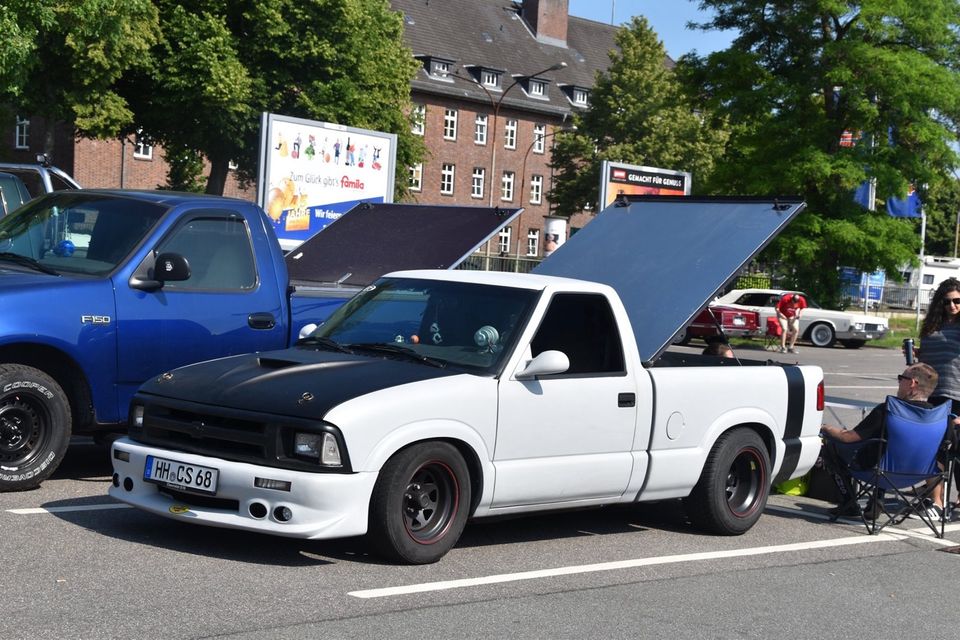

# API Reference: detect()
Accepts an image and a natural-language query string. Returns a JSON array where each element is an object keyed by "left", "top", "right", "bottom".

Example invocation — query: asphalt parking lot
[{"left": 5, "top": 339, "right": 960, "bottom": 639}]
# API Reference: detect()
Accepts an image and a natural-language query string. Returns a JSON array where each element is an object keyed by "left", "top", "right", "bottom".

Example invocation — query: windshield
[
  {"left": 312, "top": 277, "right": 539, "bottom": 374},
  {"left": 0, "top": 192, "right": 167, "bottom": 276}
]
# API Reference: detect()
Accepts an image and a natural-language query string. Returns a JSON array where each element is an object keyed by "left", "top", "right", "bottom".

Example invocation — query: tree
[
  {"left": 549, "top": 16, "right": 730, "bottom": 216},
  {"left": 122, "top": 0, "right": 424, "bottom": 195},
  {"left": 679, "top": 0, "right": 960, "bottom": 303},
  {"left": 0, "top": 0, "right": 160, "bottom": 154}
]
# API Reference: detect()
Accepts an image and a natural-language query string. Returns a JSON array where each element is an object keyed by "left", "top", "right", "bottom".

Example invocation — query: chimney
[{"left": 523, "top": 0, "right": 568, "bottom": 47}]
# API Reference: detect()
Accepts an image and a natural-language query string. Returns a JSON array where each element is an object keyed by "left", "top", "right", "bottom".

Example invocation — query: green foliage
[
  {"left": 550, "top": 16, "right": 731, "bottom": 215},
  {"left": 159, "top": 145, "right": 206, "bottom": 192},
  {"left": 0, "top": 0, "right": 160, "bottom": 142},
  {"left": 122, "top": 0, "right": 424, "bottom": 195},
  {"left": 682, "top": 0, "right": 960, "bottom": 304}
]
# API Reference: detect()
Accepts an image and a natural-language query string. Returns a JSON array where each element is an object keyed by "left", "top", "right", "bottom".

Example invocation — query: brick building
[{"left": 2, "top": 0, "right": 635, "bottom": 256}]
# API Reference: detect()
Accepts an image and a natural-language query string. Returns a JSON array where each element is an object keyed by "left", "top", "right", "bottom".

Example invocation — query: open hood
[
  {"left": 533, "top": 196, "right": 805, "bottom": 364},
  {"left": 285, "top": 203, "right": 522, "bottom": 287}
]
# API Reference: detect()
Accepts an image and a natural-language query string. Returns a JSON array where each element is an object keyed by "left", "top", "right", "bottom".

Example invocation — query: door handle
[
  {"left": 618, "top": 393, "right": 635, "bottom": 408},
  {"left": 248, "top": 312, "right": 276, "bottom": 330}
]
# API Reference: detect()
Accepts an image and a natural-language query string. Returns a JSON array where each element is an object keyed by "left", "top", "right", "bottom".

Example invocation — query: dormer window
[
  {"left": 529, "top": 80, "right": 546, "bottom": 97},
  {"left": 421, "top": 56, "right": 456, "bottom": 82},
  {"left": 573, "top": 88, "right": 589, "bottom": 106},
  {"left": 481, "top": 70, "right": 501, "bottom": 89},
  {"left": 432, "top": 59, "right": 451, "bottom": 78}
]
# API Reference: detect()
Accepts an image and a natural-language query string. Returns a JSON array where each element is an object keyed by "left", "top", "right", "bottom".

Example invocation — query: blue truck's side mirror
[{"left": 130, "top": 251, "right": 191, "bottom": 291}]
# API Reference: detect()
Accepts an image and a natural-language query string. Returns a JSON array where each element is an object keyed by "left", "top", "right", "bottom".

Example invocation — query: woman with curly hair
[{"left": 918, "top": 277, "right": 960, "bottom": 517}]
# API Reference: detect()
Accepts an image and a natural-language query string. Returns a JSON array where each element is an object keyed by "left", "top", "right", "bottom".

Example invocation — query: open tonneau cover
[
  {"left": 285, "top": 202, "right": 522, "bottom": 287},
  {"left": 533, "top": 195, "right": 806, "bottom": 364}
]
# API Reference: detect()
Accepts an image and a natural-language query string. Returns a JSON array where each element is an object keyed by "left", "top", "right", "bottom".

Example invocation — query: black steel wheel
[
  {"left": 684, "top": 428, "right": 770, "bottom": 535},
  {"left": 0, "top": 364, "right": 71, "bottom": 491},
  {"left": 368, "top": 441, "right": 471, "bottom": 564}
]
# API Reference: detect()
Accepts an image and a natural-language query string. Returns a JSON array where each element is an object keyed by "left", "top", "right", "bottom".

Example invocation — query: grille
[
  {"left": 138, "top": 404, "right": 270, "bottom": 462},
  {"left": 864, "top": 323, "right": 883, "bottom": 331},
  {"left": 130, "top": 397, "right": 351, "bottom": 473}
]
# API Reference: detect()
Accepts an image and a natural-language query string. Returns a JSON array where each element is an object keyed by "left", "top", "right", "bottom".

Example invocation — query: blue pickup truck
[{"left": 0, "top": 190, "right": 518, "bottom": 491}]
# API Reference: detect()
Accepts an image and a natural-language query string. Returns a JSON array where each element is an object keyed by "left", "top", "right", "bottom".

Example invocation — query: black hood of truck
[{"left": 138, "top": 347, "right": 460, "bottom": 419}]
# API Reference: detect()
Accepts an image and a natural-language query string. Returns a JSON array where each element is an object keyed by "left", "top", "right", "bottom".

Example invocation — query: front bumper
[
  {"left": 836, "top": 327, "right": 889, "bottom": 341},
  {"left": 109, "top": 437, "right": 377, "bottom": 540}
]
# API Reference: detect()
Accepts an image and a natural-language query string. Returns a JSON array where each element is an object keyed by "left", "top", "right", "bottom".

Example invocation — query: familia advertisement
[
  {"left": 257, "top": 113, "right": 397, "bottom": 250},
  {"left": 598, "top": 160, "right": 692, "bottom": 208}
]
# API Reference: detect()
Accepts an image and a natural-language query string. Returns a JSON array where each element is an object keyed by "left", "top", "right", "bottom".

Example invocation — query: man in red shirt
[{"left": 776, "top": 292, "right": 807, "bottom": 353}]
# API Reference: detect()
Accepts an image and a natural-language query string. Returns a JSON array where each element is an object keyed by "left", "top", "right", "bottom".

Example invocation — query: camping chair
[
  {"left": 832, "top": 396, "right": 953, "bottom": 538},
  {"left": 763, "top": 316, "right": 782, "bottom": 351}
]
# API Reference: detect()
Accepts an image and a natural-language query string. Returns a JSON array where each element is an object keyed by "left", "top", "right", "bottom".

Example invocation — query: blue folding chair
[{"left": 836, "top": 396, "right": 952, "bottom": 538}]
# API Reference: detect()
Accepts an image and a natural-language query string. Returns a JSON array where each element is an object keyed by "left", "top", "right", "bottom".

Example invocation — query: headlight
[
  {"left": 852, "top": 322, "right": 864, "bottom": 331},
  {"left": 294, "top": 432, "right": 342, "bottom": 466},
  {"left": 131, "top": 404, "right": 145, "bottom": 428}
]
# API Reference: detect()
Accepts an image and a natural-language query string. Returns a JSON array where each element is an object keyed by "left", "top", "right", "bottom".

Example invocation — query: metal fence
[{"left": 456, "top": 254, "right": 542, "bottom": 273}]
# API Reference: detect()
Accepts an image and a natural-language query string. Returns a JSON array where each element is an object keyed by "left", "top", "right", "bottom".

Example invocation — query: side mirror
[
  {"left": 154, "top": 252, "right": 191, "bottom": 282},
  {"left": 129, "top": 251, "right": 192, "bottom": 291},
  {"left": 516, "top": 350, "right": 569, "bottom": 380}
]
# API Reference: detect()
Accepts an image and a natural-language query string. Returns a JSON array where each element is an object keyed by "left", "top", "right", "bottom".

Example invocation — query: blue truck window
[{"left": 157, "top": 217, "right": 257, "bottom": 290}]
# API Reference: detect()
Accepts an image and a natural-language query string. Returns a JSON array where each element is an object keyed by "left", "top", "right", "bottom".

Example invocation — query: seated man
[{"left": 820, "top": 362, "right": 944, "bottom": 518}]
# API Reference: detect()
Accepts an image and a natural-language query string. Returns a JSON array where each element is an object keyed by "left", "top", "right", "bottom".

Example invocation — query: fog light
[
  {"left": 112, "top": 473, "right": 120, "bottom": 487},
  {"left": 255, "top": 477, "right": 291, "bottom": 492},
  {"left": 113, "top": 449, "right": 130, "bottom": 462},
  {"left": 274, "top": 506, "right": 293, "bottom": 522},
  {"left": 123, "top": 477, "right": 134, "bottom": 491},
  {"left": 249, "top": 502, "right": 268, "bottom": 519}
]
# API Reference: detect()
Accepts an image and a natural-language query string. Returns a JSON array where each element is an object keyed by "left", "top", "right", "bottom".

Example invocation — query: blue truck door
[{"left": 113, "top": 212, "right": 287, "bottom": 414}]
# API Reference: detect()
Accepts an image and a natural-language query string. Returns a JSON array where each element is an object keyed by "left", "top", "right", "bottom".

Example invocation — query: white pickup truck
[{"left": 110, "top": 197, "right": 825, "bottom": 564}]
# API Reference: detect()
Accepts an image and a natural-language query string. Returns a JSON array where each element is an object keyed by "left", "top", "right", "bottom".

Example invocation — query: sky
[{"left": 567, "top": 0, "right": 737, "bottom": 59}]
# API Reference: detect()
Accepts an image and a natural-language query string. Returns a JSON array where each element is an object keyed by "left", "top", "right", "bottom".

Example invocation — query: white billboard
[{"left": 257, "top": 113, "right": 397, "bottom": 250}]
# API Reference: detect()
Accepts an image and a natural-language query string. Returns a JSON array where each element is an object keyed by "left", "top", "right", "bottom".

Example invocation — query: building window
[
  {"left": 498, "top": 226, "right": 512, "bottom": 254},
  {"left": 533, "top": 124, "right": 546, "bottom": 154},
  {"left": 409, "top": 163, "right": 423, "bottom": 192},
  {"left": 431, "top": 59, "right": 451, "bottom": 79},
  {"left": 471, "top": 167, "right": 485, "bottom": 199},
  {"left": 501, "top": 171, "right": 515, "bottom": 202},
  {"left": 481, "top": 70, "right": 501, "bottom": 89},
  {"left": 474, "top": 114, "right": 488, "bottom": 145},
  {"left": 573, "top": 88, "right": 589, "bottom": 105},
  {"left": 530, "top": 175, "right": 543, "bottom": 205},
  {"left": 412, "top": 104, "right": 425, "bottom": 135},
  {"left": 443, "top": 108, "right": 458, "bottom": 141},
  {"left": 14, "top": 116, "right": 29, "bottom": 149},
  {"left": 133, "top": 131, "right": 153, "bottom": 160},
  {"left": 504, "top": 119, "right": 517, "bottom": 149},
  {"left": 529, "top": 80, "right": 546, "bottom": 97},
  {"left": 527, "top": 229, "right": 540, "bottom": 256},
  {"left": 441, "top": 163, "right": 455, "bottom": 195}
]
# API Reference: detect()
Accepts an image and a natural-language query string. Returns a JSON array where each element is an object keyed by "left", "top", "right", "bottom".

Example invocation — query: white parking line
[
  {"left": 347, "top": 534, "right": 902, "bottom": 599},
  {"left": 7, "top": 504, "right": 131, "bottom": 515}
]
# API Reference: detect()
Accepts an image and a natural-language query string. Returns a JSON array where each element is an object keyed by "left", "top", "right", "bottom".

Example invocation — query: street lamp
[
  {"left": 453, "top": 61, "right": 567, "bottom": 207},
  {"left": 515, "top": 125, "right": 576, "bottom": 264}
]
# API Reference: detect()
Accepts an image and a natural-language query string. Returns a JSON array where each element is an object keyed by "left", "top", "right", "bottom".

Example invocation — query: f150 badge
[{"left": 81, "top": 315, "right": 111, "bottom": 325}]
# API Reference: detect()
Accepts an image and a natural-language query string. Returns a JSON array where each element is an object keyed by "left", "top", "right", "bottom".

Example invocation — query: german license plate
[{"left": 144, "top": 455, "right": 219, "bottom": 495}]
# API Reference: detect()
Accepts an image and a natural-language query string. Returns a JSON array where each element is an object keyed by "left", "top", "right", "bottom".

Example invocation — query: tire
[
  {"left": 684, "top": 429, "right": 770, "bottom": 535},
  {"left": 674, "top": 329, "right": 692, "bottom": 346},
  {"left": 807, "top": 322, "right": 836, "bottom": 348},
  {"left": 840, "top": 339, "right": 865, "bottom": 349},
  {"left": 0, "top": 364, "right": 71, "bottom": 491},
  {"left": 367, "top": 441, "right": 471, "bottom": 564}
]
